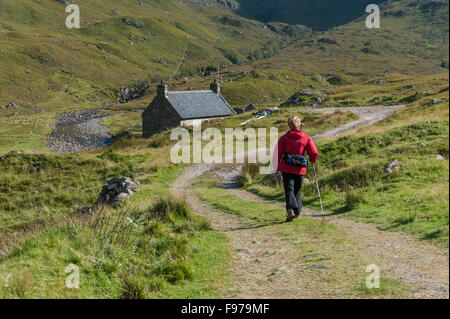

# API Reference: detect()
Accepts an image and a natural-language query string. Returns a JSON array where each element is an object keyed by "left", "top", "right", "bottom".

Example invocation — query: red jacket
[{"left": 276, "top": 130, "right": 319, "bottom": 175}]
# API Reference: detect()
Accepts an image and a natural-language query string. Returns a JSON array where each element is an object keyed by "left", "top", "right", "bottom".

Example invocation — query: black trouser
[{"left": 282, "top": 173, "right": 305, "bottom": 216}]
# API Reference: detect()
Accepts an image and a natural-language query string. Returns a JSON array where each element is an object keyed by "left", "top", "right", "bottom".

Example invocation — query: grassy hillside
[
  {"left": 254, "top": 0, "right": 449, "bottom": 75},
  {"left": 0, "top": 0, "right": 308, "bottom": 112}
]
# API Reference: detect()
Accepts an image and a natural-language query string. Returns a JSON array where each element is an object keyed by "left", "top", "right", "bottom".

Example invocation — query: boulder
[
  {"left": 245, "top": 104, "right": 257, "bottom": 112},
  {"left": 435, "top": 155, "right": 445, "bottom": 160},
  {"left": 287, "top": 94, "right": 300, "bottom": 104},
  {"left": 315, "top": 97, "right": 324, "bottom": 104},
  {"left": 116, "top": 193, "right": 129, "bottom": 202},
  {"left": 77, "top": 206, "right": 92, "bottom": 215},
  {"left": 415, "top": 142, "right": 426, "bottom": 147},
  {"left": 429, "top": 99, "right": 441, "bottom": 105},
  {"left": 233, "top": 108, "right": 244, "bottom": 114},
  {"left": 253, "top": 109, "right": 272, "bottom": 118},
  {"left": 300, "top": 91, "right": 313, "bottom": 97},
  {"left": 385, "top": 160, "right": 401, "bottom": 173},
  {"left": 317, "top": 38, "right": 339, "bottom": 45},
  {"left": 122, "top": 18, "right": 142, "bottom": 28},
  {"left": 305, "top": 264, "right": 333, "bottom": 270},
  {"left": 5, "top": 103, "right": 18, "bottom": 108}
]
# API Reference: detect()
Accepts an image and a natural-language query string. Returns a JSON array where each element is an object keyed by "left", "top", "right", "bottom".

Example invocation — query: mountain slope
[
  {"left": 253, "top": 0, "right": 449, "bottom": 75},
  {"left": 0, "top": 0, "right": 308, "bottom": 111},
  {"left": 237, "top": 0, "right": 387, "bottom": 31}
]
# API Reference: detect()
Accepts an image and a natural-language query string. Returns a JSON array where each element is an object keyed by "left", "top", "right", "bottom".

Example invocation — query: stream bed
[{"left": 47, "top": 108, "right": 115, "bottom": 153}]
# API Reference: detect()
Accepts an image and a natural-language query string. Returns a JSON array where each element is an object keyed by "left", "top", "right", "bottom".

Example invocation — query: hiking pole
[{"left": 312, "top": 163, "right": 325, "bottom": 219}]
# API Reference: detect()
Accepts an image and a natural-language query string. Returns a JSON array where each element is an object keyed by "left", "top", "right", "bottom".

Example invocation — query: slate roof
[{"left": 167, "top": 91, "right": 235, "bottom": 120}]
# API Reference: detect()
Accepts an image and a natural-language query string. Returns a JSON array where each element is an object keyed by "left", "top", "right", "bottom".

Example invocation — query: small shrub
[
  {"left": 241, "top": 163, "right": 261, "bottom": 186},
  {"left": 148, "top": 196, "right": 191, "bottom": 221},
  {"left": 398, "top": 92, "right": 423, "bottom": 104},
  {"left": 120, "top": 275, "right": 147, "bottom": 299},
  {"left": 153, "top": 236, "right": 189, "bottom": 258},
  {"left": 152, "top": 259, "right": 193, "bottom": 284},
  {"left": 143, "top": 220, "right": 163, "bottom": 236},
  {"left": 148, "top": 134, "right": 170, "bottom": 148},
  {"left": 4, "top": 272, "right": 32, "bottom": 298},
  {"left": 260, "top": 173, "right": 283, "bottom": 188},
  {"left": 394, "top": 212, "right": 417, "bottom": 225}
]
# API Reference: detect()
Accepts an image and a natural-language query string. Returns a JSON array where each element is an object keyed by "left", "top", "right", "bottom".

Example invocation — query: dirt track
[
  {"left": 170, "top": 105, "right": 449, "bottom": 299},
  {"left": 301, "top": 105, "right": 403, "bottom": 140}
]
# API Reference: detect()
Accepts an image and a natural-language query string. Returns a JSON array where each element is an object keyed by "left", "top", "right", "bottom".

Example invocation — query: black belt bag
[{"left": 284, "top": 153, "right": 308, "bottom": 167}]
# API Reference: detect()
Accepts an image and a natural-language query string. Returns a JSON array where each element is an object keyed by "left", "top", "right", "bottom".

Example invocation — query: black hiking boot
[{"left": 285, "top": 209, "right": 295, "bottom": 222}]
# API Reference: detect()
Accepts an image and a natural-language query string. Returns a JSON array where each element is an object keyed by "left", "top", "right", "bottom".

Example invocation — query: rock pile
[
  {"left": 1, "top": 102, "right": 18, "bottom": 109},
  {"left": 96, "top": 177, "right": 140, "bottom": 206},
  {"left": 286, "top": 90, "right": 326, "bottom": 107},
  {"left": 122, "top": 18, "right": 142, "bottom": 28},
  {"left": 233, "top": 104, "right": 257, "bottom": 115}
]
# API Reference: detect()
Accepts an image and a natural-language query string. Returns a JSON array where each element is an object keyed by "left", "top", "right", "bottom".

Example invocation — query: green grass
[
  {"left": 0, "top": 111, "right": 55, "bottom": 153},
  {"left": 0, "top": 196, "right": 229, "bottom": 298},
  {"left": 0, "top": 125, "right": 231, "bottom": 298}
]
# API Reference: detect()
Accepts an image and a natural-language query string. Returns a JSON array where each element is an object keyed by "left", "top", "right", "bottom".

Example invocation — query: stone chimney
[
  {"left": 157, "top": 80, "right": 168, "bottom": 97},
  {"left": 210, "top": 79, "right": 221, "bottom": 95}
]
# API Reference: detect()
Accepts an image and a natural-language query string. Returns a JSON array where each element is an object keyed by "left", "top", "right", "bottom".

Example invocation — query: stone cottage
[{"left": 142, "top": 80, "right": 235, "bottom": 137}]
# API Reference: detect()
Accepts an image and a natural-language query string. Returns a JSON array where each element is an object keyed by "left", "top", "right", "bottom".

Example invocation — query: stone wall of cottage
[{"left": 142, "top": 96, "right": 182, "bottom": 138}]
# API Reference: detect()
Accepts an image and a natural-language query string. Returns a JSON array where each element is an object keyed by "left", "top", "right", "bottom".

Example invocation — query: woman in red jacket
[{"left": 277, "top": 115, "right": 319, "bottom": 222}]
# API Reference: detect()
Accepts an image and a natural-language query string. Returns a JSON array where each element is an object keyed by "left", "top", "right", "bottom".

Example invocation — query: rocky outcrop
[
  {"left": 96, "top": 177, "right": 140, "bottom": 206},
  {"left": 117, "top": 86, "right": 142, "bottom": 103}
]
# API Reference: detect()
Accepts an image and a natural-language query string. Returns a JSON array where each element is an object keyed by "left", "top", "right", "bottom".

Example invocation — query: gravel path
[
  {"left": 47, "top": 108, "right": 114, "bottom": 153},
  {"left": 300, "top": 105, "right": 404, "bottom": 141},
  {"left": 226, "top": 183, "right": 449, "bottom": 299},
  {"left": 171, "top": 164, "right": 373, "bottom": 298},
  {"left": 170, "top": 105, "right": 449, "bottom": 299}
]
